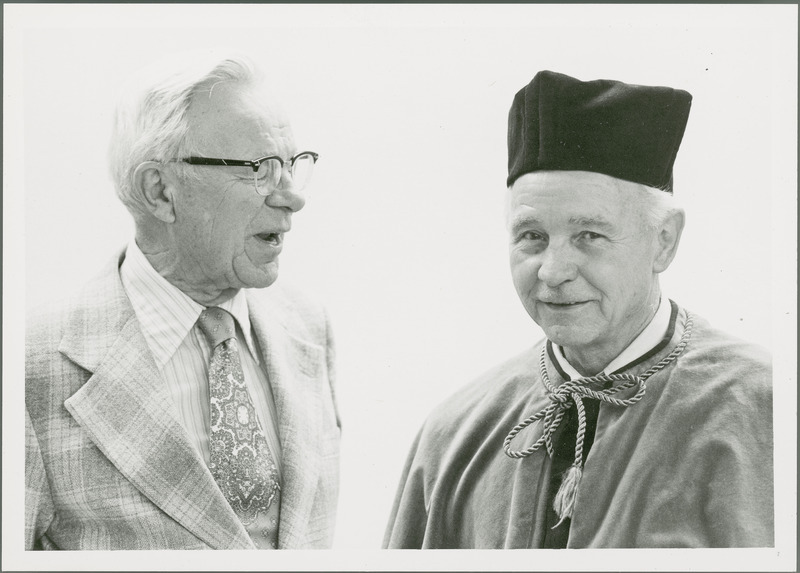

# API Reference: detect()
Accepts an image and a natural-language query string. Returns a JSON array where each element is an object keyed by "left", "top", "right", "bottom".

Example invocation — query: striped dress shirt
[{"left": 120, "top": 241, "right": 282, "bottom": 478}]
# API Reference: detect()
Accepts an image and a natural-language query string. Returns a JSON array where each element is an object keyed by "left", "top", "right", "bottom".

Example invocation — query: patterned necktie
[{"left": 197, "top": 307, "right": 280, "bottom": 549}]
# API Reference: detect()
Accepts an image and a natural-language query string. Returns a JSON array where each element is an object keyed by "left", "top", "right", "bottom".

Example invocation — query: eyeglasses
[{"left": 175, "top": 151, "right": 319, "bottom": 196}]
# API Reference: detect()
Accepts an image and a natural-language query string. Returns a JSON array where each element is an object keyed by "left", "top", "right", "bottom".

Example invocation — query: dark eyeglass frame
[{"left": 174, "top": 151, "right": 319, "bottom": 196}]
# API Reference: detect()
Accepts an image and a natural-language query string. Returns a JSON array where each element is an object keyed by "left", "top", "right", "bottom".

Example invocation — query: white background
[{"left": 4, "top": 4, "right": 797, "bottom": 571}]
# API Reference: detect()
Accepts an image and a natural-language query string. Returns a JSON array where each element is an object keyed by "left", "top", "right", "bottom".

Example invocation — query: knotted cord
[{"left": 502, "top": 312, "right": 694, "bottom": 523}]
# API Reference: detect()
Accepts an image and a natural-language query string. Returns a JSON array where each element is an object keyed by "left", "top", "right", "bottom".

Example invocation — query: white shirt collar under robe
[{"left": 552, "top": 296, "right": 671, "bottom": 380}]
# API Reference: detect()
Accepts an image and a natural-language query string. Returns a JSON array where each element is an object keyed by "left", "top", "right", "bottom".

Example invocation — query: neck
[
  {"left": 135, "top": 228, "right": 237, "bottom": 307},
  {"left": 564, "top": 346, "right": 636, "bottom": 378},
  {"left": 563, "top": 290, "right": 661, "bottom": 376}
]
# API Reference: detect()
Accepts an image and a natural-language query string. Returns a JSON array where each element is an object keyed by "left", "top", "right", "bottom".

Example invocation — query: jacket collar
[{"left": 60, "top": 249, "right": 253, "bottom": 549}]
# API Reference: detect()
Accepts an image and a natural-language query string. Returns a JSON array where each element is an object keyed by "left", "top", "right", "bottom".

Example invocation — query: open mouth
[{"left": 255, "top": 232, "right": 282, "bottom": 246}]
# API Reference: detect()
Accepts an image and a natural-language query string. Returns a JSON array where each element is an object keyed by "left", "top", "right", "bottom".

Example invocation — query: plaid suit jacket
[{"left": 25, "top": 249, "right": 341, "bottom": 550}]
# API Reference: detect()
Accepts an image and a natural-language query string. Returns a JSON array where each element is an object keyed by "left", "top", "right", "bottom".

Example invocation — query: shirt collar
[
  {"left": 120, "top": 240, "right": 260, "bottom": 369},
  {"left": 217, "top": 287, "right": 260, "bottom": 364},
  {"left": 552, "top": 296, "right": 671, "bottom": 380}
]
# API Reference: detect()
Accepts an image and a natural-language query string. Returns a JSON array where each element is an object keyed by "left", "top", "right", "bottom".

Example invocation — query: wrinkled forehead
[{"left": 506, "top": 170, "right": 645, "bottom": 224}]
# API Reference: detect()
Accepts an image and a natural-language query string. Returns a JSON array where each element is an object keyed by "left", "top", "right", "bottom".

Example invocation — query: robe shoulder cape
[{"left": 383, "top": 305, "right": 773, "bottom": 548}]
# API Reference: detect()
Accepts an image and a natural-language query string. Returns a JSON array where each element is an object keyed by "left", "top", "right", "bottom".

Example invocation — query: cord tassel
[
  {"left": 552, "top": 464, "right": 582, "bottom": 527},
  {"left": 502, "top": 314, "right": 695, "bottom": 529},
  {"left": 504, "top": 314, "right": 694, "bottom": 462}
]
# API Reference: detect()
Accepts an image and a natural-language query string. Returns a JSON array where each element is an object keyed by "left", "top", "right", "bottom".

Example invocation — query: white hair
[
  {"left": 635, "top": 183, "right": 682, "bottom": 231},
  {"left": 107, "top": 50, "right": 264, "bottom": 218}
]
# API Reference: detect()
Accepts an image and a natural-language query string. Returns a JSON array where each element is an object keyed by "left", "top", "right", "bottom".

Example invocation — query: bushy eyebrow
[
  {"left": 509, "top": 214, "right": 615, "bottom": 233},
  {"left": 508, "top": 215, "right": 542, "bottom": 234},
  {"left": 568, "top": 216, "right": 615, "bottom": 231}
]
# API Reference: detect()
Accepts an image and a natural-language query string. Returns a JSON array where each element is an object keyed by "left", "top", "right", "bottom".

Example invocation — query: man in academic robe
[
  {"left": 26, "top": 51, "right": 341, "bottom": 550},
  {"left": 383, "top": 70, "right": 773, "bottom": 548}
]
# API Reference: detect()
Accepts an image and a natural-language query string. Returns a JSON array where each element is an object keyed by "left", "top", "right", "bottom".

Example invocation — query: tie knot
[{"left": 198, "top": 307, "right": 236, "bottom": 348}]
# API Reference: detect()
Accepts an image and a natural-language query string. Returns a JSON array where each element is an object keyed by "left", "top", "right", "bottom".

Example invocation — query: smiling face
[
  {"left": 507, "top": 170, "right": 666, "bottom": 374},
  {"left": 156, "top": 81, "right": 305, "bottom": 304}
]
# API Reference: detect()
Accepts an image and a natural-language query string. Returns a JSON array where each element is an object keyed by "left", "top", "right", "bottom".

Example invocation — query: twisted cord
[
  {"left": 502, "top": 370, "right": 644, "bottom": 459},
  {"left": 503, "top": 312, "right": 694, "bottom": 460},
  {"left": 572, "top": 394, "right": 587, "bottom": 467},
  {"left": 503, "top": 311, "right": 695, "bottom": 524},
  {"left": 640, "top": 313, "right": 693, "bottom": 379}
]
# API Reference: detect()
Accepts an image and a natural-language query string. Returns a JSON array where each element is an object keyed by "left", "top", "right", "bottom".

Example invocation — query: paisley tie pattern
[{"left": 198, "top": 307, "right": 280, "bottom": 549}]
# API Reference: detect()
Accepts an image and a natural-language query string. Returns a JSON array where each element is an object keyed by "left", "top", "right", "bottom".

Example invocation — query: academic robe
[
  {"left": 26, "top": 248, "right": 341, "bottom": 550},
  {"left": 383, "top": 303, "right": 773, "bottom": 548}
]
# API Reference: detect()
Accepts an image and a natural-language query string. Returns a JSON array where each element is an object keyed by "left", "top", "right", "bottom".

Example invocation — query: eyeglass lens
[{"left": 256, "top": 153, "right": 316, "bottom": 193}]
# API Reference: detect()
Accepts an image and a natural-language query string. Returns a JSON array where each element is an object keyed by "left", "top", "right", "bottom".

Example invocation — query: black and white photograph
[{"left": 4, "top": 3, "right": 796, "bottom": 571}]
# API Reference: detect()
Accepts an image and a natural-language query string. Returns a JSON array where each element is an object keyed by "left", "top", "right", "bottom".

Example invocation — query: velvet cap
[{"left": 507, "top": 70, "right": 692, "bottom": 192}]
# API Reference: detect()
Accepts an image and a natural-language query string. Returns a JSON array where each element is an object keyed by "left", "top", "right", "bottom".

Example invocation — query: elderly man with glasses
[{"left": 25, "top": 51, "right": 340, "bottom": 550}]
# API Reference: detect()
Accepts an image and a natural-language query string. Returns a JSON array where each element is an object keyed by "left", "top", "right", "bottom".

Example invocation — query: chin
[
  {"left": 540, "top": 324, "right": 589, "bottom": 348},
  {"left": 252, "top": 270, "right": 280, "bottom": 289},
  {"left": 238, "top": 262, "right": 280, "bottom": 290},
  {"left": 247, "top": 275, "right": 279, "bottom": 290}
]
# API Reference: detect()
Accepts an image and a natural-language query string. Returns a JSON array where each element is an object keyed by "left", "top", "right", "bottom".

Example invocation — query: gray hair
[
  {"left": 107, "top": 50, "right": 263, "bottom": 218},
  {"left": 635, "top": 184, "right": 682, "bottom": 231}
]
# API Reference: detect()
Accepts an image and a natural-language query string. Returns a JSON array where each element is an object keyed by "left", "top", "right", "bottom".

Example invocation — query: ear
[
  {"left": 133, "top": 161, "right": 177, "bottom": 223},
  {"left": 653, "top": 208, "right": 685, "bottom": 273}
]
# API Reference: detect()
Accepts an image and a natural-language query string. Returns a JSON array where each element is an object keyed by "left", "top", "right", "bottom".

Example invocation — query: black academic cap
[{"left": 507, "top": 70, "right": 692, "bottom": 192}]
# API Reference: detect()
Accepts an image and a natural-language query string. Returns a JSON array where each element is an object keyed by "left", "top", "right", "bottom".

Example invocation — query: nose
[
  {"left": 265, "top": 169, "right": 305, "bottom": 212},
  {"left": 537, "top": 243, "right": 578, "bottom": 287}
]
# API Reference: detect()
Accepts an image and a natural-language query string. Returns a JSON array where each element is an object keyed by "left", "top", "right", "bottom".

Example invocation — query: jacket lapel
[
  {"left": 248, "top": 289, "right": 323, "bottom": 549},
  {"left": 60, "top": 252, "right": 253, "bottom": 550}
]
